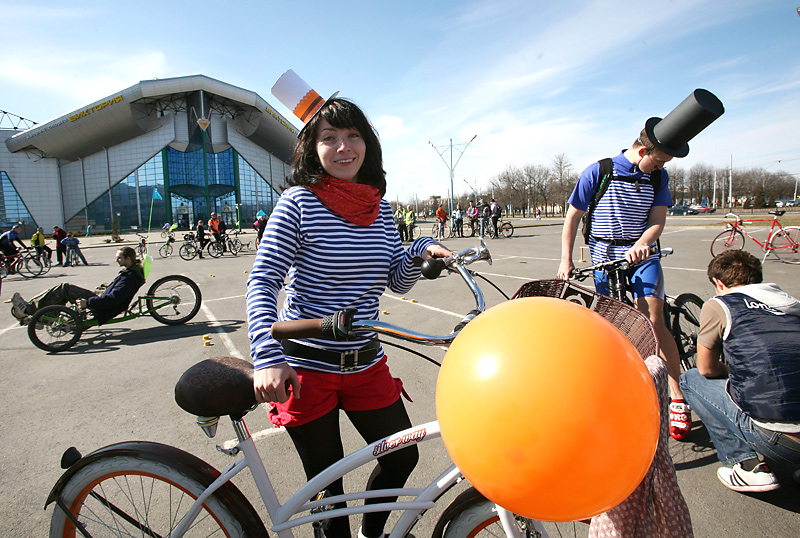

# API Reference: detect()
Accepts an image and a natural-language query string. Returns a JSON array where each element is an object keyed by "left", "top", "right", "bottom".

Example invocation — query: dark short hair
[
  {"left": 289, "top": 98, "right": 386, "bottom": 196},
  {"left": 707, "top": 250, "right": 763, "bottom": 287},
  {"left": 117, "top": 246, "right": 140, "bottom": 265}
]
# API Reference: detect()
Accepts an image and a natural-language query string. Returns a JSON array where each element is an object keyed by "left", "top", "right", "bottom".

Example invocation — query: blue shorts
[{"left": 593, "top": 256, "right": 665, "bottom": 300}]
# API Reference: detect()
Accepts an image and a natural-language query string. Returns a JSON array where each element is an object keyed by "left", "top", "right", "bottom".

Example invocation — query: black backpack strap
[{"left": 581, "top": 158, "right": 614, "bottom": 244}]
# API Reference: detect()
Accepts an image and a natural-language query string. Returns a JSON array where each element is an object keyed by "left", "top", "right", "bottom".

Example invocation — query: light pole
[{"left": 429, "top": 135, "right": 477, "bottom": 216}]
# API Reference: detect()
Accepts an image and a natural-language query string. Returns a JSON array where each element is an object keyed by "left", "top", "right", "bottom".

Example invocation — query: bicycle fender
[
  {"left": 431, "top": 486, "right": 489, "bottom": 538},
  {"left": 44, "top": 441, "right": 269, "bottom": 538}
]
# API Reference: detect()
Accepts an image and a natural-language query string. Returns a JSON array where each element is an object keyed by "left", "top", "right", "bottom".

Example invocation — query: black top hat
[{"left": 644, "top": 89, "right": 724, "bottom": 158}]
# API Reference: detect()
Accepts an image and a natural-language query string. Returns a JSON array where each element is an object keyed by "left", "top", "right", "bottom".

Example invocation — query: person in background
[
  {"left": 0, "top": 224, "right": 28, "bottom": 258},
  {"left": 435, "top": 203, "right": 448, "bottom": 240},
  {"left": 403, "top": 206, "right": 415, "bottom": 241},
  {"left": 195, "top": 219, "right": 207, "bottom": 259},
  {"left": 61, "top": 232, "right": 88, "bottom": 266},
  {"left": 11, "top": 247, "right": 145, "bottom": 326},
  {"left": 31, "top": 227, "right": 52, "bottom": 261},
  {"left": 394, "top": 204, "right": 408, "bottom": 242},
  {"left": 52, "top": 225, "right": 67, "bottom": 265},
  {"left": 452, "top": 204, "right": 464, "bottom": 238},
  {"left": 466, "top": 200, "right": 478, "bottom": 236},
  {"left": 256, "top": 214, "right": 268, "bottom": 244},
  {"left": 680, "top": 250, "right": 800, "bottom": 492},
  {"left": 249, "top": 70, "right": 451, "bottom": 538},
  {"left": 489, "top": 199, "right": 501, "bottom": 238}
]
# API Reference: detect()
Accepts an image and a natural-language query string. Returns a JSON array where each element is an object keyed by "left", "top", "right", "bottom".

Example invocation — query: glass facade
[
  {"left": 0, "top": 171, "right": 38, "bottom": 237},
  {"left": 78, "top": 140, "right": 282, "bottom": 234}
]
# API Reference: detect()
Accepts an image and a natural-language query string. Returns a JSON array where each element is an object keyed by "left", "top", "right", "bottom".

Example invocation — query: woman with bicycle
[{"left": 248, "top": 72, "right": 450, "bottom": 538}]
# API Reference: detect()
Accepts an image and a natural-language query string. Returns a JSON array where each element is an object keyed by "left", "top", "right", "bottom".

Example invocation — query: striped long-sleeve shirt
[{"left": 246, "top": 186, "right": 436, "bottom": 372}]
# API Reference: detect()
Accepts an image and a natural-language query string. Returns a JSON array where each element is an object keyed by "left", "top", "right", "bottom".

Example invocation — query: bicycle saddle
[{"left": 175, "top": 357, "right": 257, "bottom": 418}]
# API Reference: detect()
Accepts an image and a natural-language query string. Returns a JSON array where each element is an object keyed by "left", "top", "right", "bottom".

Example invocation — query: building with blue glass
[{"left": 0, "top": 75, "right": 298, "bottom": 236}]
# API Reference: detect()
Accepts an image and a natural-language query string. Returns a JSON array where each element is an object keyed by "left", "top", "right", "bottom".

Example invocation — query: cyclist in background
[
  {"left": 403, "top": 206, "right": 415, "bottom": 242},
  {"left": 680, "top": 250, "right": 800, "bottom": 492},
  {"left": 61, "top": 232, "right": 89, "bottom": 266},
  {"left": 31, "top": 227, "right": 52, "bottom": 262},
  {"left": 394, "top": 203, "right": 408, "bottom": 242},
  {"left": 466, "top": 201, "right": 478, "bottom": 234},
  {"left": 208, "top": 212, "right": 222, "bottom": 247},
  {"left": 435, "top": 203, "right": 447, "bottom": 240},
  {"left": 248, "top": 79, "right": 450, "bottom": 538},
  {"left": 0, "top": 224, "right": 28, "bottom": 258},
  {"left": 557, "top": 91, "right": 724, "bottom": 440}
]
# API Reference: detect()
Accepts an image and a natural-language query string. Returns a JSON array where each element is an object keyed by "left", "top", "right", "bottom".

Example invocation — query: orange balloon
[{"left": 436, "top": 297, "right": 659, "bottom": 522}]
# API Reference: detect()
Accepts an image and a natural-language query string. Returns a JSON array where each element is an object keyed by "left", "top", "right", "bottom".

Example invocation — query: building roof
[{"left": 5, "top": 74, "right": 299, "bottom": 162}]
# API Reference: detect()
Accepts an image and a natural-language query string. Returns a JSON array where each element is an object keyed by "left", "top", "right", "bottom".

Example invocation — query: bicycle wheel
[
  {"left": 441, "top": 495, "right": 586, "bottom": 538},
  {"left": 146, "top": 275, "right": 202, "bottom": 325},
  {"left": 137, "top": 243, "right": 147, "bottom": 259},
  {"left": 159, "top": 243, "right": 174, "bottom": 258},
  {"left": 20, "top": 254, "right": 45, "bottom": 278},
  {"left": 769, "top": 226, "right": 800, "bottom": 264},
  {"left": 28, "top": 305, "right": 84, "bottom": 352},
  {"left": 671, "top": 293, "right": 704, "bottom": 372},
  {"left": 49, "top": 452, "right": 247, "bottom": 538},
  {"left": 230, "top": 238, "right": 243, "bottom": 254},
  {"left": 410, "top": 225, "right": 421, "bottom": 239},
  {"left": 225, "top": 239, "right": 240, "bottom": 256},
  {"left": 207, "top": 241, "right": 224, "bottom": 258},
  {"left": 710, "top": 229, "right": 744, "bottom": 257},
  {"left": 499, "top": 222, "right": 514, "bottom": 238},
  {"left": 179, "top": 243, "right": 198, "bottom": 260},
  {"left": 465, "top": 221, "right": 475, "bottom": 237}
]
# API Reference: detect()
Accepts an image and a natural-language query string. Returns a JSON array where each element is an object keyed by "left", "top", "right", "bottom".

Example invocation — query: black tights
[{"left": 285, "top": 399, "right": 419, "bottom": 538}]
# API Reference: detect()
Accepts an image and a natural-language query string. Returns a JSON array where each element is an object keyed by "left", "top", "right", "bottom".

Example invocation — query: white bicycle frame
[{"left": 170, "top": 417, "right": 532, "bottom": 538}]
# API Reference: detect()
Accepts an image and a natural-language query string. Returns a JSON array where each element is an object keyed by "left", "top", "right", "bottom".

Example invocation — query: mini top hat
[
  {"left": 271, "top": 69, "right": 338, "bottom": 131},
  {"left": 644, "top": 89, "right": 724, "bottom": 158}
]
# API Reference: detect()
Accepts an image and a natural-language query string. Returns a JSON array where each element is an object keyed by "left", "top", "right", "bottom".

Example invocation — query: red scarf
[{"left": 309, "top": 175, "right": 381, "bottom": 226}]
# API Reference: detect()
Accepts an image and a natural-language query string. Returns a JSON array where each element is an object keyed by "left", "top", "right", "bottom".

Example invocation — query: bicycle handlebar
[
  {"left": 271, "top": 241, "right": 493, "bottom": 346},
  {"left": 570, "top": 246, "right": 673, "bottom": 281}
]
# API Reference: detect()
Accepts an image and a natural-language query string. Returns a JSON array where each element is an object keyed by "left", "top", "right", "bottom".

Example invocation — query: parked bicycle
[
  {"left": 135, "top": 233, "right": 148, "bottom": 259},
  {"left": 178, "top": 233, "right": 200, "bottom": 261},
  {"left": 159, "top": 231, "right": 177, "bottom": 258},
  {"left": 570, "top": 247, "right": 704, "bottom": 372},
  {"left": 45, "top": 242, "right": 589, "bottom": 538},
  {"left": 710, "top": 210, "right": 799, "bottom": 264},
  {"left": 406, "top": 222, "right": 422, "bottom": 240},
  {"left": 223, "top": 230, "right": 243, "bottom": 255}
]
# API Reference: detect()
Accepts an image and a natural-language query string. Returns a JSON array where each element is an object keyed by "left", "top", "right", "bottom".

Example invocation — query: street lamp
[{"left": 429, "top": 135, "right": 477, "bottom": 217}]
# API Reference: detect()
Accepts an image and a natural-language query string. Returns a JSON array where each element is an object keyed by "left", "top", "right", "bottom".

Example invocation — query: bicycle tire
[
  {"left": 146, "top": 275, "right": 202, "bottom": 325},
  {"left": 671, "top": 293, "right": 704, "bottom": 372},
  {"left": 499, "top": 222, "right": 513, "bottom": 238},
  {"left": 179, "top": 243, "right": 198, "bottom": 260},
  {"left": 710, "top": 229, "right": 744, "bottom": 257},
  {"left": 230, "top": 238, "right": 243, "bottom": 254},
  {"left": 20, "top": 253, "right": 44, "bottom": 278},
  {"left": 207, "top": 241, "right": 224, "bottom": 258},
  {"left": 410, "top": 225, "right": 421, "bottom": 239},
  {"left": 28, "top": 305, "right": 84, "bottom": 353},
  {"left": 49, "top": 451, "right": 249, "bottom": 538},
  {"left": 225, "top": 239, "right": 240, "bottom": 256},
  {"left": 441, "top": 493, "right": 585, "bottom": 538},
  {"left": 769, "top": 226, "right": 800, "bottom": 264},
  {"left": 465, "top": 221, "right": 475, "bottom": 237},
  {"left": 159, "top": 243, "right": 173, "bottom": 258}
]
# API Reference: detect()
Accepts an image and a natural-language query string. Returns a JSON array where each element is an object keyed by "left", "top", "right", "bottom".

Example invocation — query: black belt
[
  {"left": 755, "top": 425, "right": 800, "bottom": 450},
  {"left": 590, "top": 236, "right": 637, "bottom": 246},
  {"left": 281, "top": 339, "right": 380, "bottom": 372}
]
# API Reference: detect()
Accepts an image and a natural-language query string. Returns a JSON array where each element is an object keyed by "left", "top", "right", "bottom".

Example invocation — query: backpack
[{"left": 580, "top": 158, "right": 661, "bottom": 244}]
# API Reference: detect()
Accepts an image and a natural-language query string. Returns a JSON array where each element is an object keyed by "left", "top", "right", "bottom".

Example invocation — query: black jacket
[{"left": 86, "top": 264, "right": 146, "bottom": 325}]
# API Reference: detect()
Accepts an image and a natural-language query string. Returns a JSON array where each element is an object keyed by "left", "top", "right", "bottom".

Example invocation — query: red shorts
[{"left": 268, "top": 357, "right": 403, "bottom": 427}]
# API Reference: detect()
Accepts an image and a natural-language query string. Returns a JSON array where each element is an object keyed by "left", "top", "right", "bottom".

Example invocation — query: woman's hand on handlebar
[
  {"left": 254, "top": 363, "right": 300, "bottom": 404},
  {"left": 422, "top": 242, "right": 452, "bottom": 260}
]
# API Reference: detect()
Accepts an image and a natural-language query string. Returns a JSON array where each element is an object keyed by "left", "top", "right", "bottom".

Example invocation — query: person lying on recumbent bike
[{"left": 11, "top": 247, "right": 145, "bottom": 326}]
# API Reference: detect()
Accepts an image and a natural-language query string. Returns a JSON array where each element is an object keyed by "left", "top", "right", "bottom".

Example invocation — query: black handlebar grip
[{"left": 421, "top": 258, "right": 446, "bottom": 280}]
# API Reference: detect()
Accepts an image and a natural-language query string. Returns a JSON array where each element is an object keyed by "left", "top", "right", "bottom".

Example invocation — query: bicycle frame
[
  {"left": 723, "top": 212, "right": 796, "bottom": 254},
  {"left": 152, "top": 243, "right": 526, "bottom": 538}
]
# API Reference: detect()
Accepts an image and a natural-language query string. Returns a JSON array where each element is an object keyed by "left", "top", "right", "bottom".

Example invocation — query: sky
[{"left": 2, "top": 0, "right": 799, "bottom": 203}]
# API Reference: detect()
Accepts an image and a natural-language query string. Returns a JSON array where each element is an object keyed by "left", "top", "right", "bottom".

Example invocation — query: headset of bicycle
[{"left": 248, "top": 77, "right": 452, "bottom": 538}]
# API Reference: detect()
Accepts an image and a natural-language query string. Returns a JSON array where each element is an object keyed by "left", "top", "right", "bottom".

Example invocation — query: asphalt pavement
[{"left": 1, "top": 218, "right": 798, "bottom": 537}]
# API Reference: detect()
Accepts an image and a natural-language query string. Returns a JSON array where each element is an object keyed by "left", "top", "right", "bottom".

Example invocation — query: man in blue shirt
[
  {"left": 557, "top": 89, "right": 724, "bottom": 441},
  {"left": 0, "top": 224, "right": 28, "bottom": 257}
]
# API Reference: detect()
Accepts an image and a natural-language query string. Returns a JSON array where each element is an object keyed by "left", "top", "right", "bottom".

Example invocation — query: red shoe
[{"left": 670, "top": 399, "right": 692, "bottom": 441}]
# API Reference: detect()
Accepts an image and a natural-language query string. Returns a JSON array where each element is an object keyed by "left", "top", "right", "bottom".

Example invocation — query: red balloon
[{"left": 436, "top": 297, "right": 659, "bottom": 522}]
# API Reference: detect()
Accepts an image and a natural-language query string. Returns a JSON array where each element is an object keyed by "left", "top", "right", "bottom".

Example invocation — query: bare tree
[{"left": 551, "top": 153, "right": 576, "bottom": 216}]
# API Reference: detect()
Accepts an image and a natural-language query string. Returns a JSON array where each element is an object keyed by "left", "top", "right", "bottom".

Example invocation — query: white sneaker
[
  {"left": 717, "top": 462, "right": 780, "bottom": 493},
  {"left": 10, "top": 292, "right": 34, "bottom": 319}
]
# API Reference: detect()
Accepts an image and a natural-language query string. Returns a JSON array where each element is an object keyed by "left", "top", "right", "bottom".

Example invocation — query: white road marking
[
  {"left": 200, "top": 302, "right": 244, "bottom": 358},
  {"left": 224, "top": 423, "right": 285, "bottom": 448}
]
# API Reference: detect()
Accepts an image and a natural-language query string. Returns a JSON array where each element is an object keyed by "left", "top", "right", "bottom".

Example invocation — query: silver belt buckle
[{"left": 340, "top": 349, "right": 359, "bottom": 372}]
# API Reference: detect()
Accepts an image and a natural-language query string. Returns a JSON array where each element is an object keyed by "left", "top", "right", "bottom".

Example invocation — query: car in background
[
  {"left": 690, "top": 204, "right": 716, "bottom": 214},
  {"left": 669, "top": 204, "right": 699, "bottom": 215},
  {"left": 776, "top": 200, "right": 799, "bottom": 208}
]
